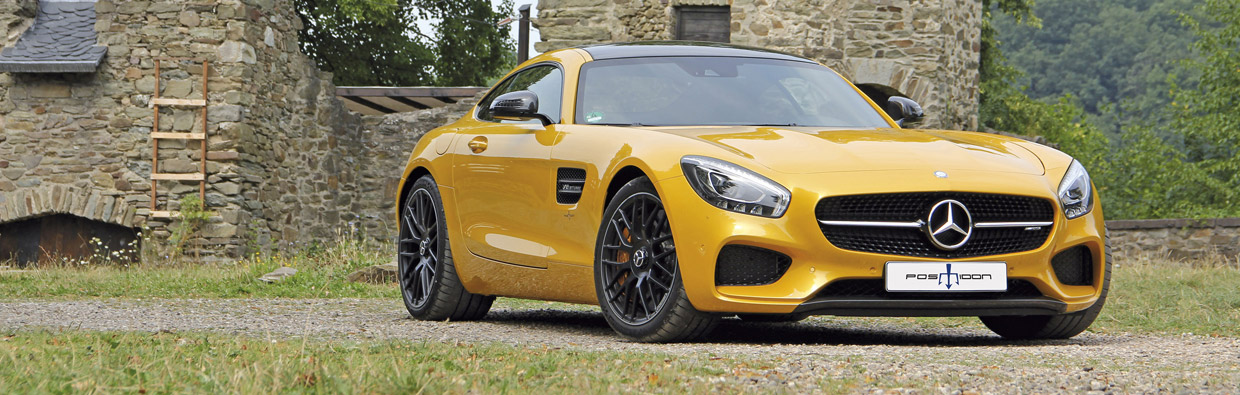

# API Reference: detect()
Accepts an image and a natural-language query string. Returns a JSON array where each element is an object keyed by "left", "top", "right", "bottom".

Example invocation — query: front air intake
[
  {"left": 1051, "top": 246, "right": 1093, "bottom": 286},
  {"left": 715, "top": 245, "right": 791, "bottom": 286}
]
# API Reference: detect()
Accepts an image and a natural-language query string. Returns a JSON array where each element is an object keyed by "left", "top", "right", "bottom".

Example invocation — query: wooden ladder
[{"left": 149, "top": 58, "right": 210, "bottom": 219}]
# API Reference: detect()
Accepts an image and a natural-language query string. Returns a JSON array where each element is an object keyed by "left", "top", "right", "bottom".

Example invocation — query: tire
[
  {"left": 398, "top": 175, "right": 494, "bottom": 321},
  {"left": 980, "top": 228, "right": 1113, "bottom": 340},
  {"left": 595, "top": 177, "right": 719, "bottom": 342},
  {"left": 736, "top": 313, "right": 810, "bottom": 323}
]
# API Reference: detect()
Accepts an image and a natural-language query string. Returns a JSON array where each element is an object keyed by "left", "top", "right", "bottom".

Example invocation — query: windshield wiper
[{"left": 750, "top": 123, "right": 801, "bottom": 127}]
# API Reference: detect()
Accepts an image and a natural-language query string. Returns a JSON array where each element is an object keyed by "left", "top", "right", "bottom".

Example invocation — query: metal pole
[{"left": 518, "top": 4, "right": 530, "bottom": 63}]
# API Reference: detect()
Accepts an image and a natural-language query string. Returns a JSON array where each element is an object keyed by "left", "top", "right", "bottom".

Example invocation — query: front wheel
[
  {"left": 981, "top": 232, "right": 1113, "bottom": 340},
  {"left": 398, "top": 175, "right": 493, "bottom": 321},
  {"left": 595, "top": 177, "right": 719, "bottom": 342}
]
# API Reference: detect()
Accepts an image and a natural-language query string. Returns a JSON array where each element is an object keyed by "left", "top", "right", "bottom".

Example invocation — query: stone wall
[
  {"left": 535, "top": 0, "right": 982, "bottom": 130},
  {"left": 1108, "top": 218, "right": 1240, "bottom": 263},
  {"left": 0, "top": 0, "right": 473, "bottom": 262}
]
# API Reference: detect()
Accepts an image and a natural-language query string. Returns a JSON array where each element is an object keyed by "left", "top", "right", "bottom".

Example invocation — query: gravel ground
[{"left": 1, "top": 298, "right": 1237, "bottom": 393}]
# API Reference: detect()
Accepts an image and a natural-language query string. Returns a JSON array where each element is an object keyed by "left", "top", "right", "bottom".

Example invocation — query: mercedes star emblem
[{"left": 925, "top": 199, "right": 973, "bottom": 251}]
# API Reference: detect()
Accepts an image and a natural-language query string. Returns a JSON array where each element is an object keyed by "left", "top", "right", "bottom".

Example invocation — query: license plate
[{"left": 885, "top": 262, "right": 1007, "bottom": 292}]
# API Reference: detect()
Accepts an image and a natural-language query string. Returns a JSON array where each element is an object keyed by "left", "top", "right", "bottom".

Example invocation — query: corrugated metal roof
[
  {"left": 336, "top": 86, "right": 486, "bottom": 116},
  {"left": 0, "top": 0, "right": 107, "bottom": 73}
]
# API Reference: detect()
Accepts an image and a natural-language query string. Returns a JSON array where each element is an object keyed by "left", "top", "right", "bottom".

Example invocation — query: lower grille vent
[
  {"left": 715, "top": 245, "right": 791, "bottom": 286},
  {"left": 816, "top": 279, "right": 1043, "bottom": 299},
  {"left": 1051, "top": 246, "right": 1093, "bottom": 286}
]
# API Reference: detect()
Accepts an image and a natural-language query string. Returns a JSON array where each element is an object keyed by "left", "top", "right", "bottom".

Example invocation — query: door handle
[{"left": 468, "top": 136, "right": 488, "bottom": 154}]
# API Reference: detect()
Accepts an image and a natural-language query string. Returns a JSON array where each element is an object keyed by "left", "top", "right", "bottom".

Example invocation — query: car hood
[{"left": 650, "top": 126, "right": 1046, "bottom": 175}]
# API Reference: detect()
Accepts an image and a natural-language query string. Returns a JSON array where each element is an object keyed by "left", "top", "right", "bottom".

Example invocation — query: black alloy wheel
[
  {"left": 399, "top": 187, "right": 439, "bottom": 310},
  {"left": 399, "top": 175, "right": 493, "bottom": 321},
  {"left": 595, "top": 177, "right": 718, "bottom": 342},
  {"left": 599, "top": 191, "right": 678, "bottom": 326}
]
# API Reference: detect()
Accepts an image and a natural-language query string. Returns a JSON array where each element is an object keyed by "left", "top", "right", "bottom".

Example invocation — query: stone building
[
  {"left": 0, "top": 0, "right": 982, "bottom": 264},
  {"left": 0, "top": 0, "right": 467, "bottom": 264},
  {"left": 535, "top": 0, "right": 982, "bottom": 131}
]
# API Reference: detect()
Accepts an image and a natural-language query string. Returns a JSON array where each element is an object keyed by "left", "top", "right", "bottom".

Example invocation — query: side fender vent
[{"left": 556, "top": 167, "right": 587, "bottom": 204}]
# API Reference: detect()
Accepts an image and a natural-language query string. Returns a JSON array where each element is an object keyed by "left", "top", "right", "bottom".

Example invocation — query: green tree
[
  {"left": 978, "top": 0, "right": 1109, "bottom": 165},
  {"left": 992, "top": 0, "right": 1200, "bottom": 138},
  {"left": 1167, "top": 0, "right": 1240, "bottom": 210},
  {"left": 295, "top": 0, "right": 514, "bottom": 87}
]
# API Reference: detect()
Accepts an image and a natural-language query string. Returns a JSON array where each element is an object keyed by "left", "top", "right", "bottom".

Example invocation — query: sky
[{"left": 497, "top": 1, "right": 542, "bottom": 56}]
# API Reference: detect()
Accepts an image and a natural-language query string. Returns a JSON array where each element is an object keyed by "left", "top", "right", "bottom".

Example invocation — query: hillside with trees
[{"left": 981, "top": 0, "right": 1239, "bottom": 219}]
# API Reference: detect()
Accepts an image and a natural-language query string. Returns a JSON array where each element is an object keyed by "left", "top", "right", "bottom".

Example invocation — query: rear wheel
[
  {"left": 981, "top": 231, "right": 1112, "bottom": 340},
  {"left": 595, "top": 177, "right": 719, "bottom": 342},
  {"left": 399, "top": 175, "right": 493, "bottom": 321}
]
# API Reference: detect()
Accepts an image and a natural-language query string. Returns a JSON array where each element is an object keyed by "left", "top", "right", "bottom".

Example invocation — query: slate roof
[{"left": 0, "top": 0, "right": 106, "bottom": 73}]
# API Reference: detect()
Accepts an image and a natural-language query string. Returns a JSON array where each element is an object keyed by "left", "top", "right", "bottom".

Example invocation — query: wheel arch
[
  {"left": 398, "top": 166, "right": 433, "bottom": 217},
  {"left": 603, "top": 165, "right": 650, "bottom": 210}
]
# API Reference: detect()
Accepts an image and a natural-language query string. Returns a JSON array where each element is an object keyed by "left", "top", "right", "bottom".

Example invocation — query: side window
[{"left": 477, "top": 65, "right": 563, "bottom": 124}]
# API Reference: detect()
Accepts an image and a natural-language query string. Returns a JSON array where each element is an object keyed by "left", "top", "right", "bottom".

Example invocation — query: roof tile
[{"left": 0, "top": 1, "right": 107, "bottom": 73}]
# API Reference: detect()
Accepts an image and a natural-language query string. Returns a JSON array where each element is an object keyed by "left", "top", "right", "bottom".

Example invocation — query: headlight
[
  {"left": 1057, "top": 159, "right": 1094, "bottom": 219},
  {"left": 681, "top": 156, "right": 790, "bottom": 218}
]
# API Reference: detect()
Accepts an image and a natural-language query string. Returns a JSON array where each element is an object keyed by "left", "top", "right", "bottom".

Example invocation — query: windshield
[{"left": 575, "top": 56, "right": 890, "bottom": 128}]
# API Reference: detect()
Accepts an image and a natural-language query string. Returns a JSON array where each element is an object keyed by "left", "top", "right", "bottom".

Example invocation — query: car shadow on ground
[{"left": 480, "top": 308, "right": 1120, "bottom": 348}]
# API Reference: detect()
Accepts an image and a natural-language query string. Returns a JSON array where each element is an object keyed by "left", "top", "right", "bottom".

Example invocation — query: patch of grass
[
  {"left": 0, "top": 330, "right": 766, "bottom": 393},
  {"left": 1094, "top": 257, "right": 1240, "bottom": 336},
  {"left": 0, "top": 236, "right": 397, "bottom": 300},
  {"left": 4, "top": 243, "right": 1240, "bottom": 338}
]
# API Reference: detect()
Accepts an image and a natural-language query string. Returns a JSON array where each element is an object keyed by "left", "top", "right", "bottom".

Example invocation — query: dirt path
[{"left": 2, "top": 298, "right": 1237, "bottom": 393}]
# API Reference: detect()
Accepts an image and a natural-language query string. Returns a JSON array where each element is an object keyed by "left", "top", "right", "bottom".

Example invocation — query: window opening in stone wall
[
  {"left": 856, "top": 83, "right": 908, "bottom": 119},
  {"left": 0, "top": 215, "right": 140, "bottom": 267},
  {"left": 675, "top": 6, "right": 730, "bottom": 43}
]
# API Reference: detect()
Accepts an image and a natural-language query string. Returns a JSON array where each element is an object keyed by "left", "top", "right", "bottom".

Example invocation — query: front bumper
[{"left": 656, "top": 169, "right": 1107, "bottom": 316}]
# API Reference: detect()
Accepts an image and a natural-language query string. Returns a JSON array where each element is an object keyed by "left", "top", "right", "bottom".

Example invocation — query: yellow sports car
[{"left": 395, "top": 42, "right": 1109, "bottom": 342}]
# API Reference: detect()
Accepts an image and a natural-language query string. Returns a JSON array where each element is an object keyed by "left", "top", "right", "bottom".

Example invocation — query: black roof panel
[{"left": 578, "top": 41, "right": 815, "bottom": 63}]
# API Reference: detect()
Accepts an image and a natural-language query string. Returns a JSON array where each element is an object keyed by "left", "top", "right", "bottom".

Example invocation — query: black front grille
[
  {"left": 815, "top": 279, "right": 1043, "bottom": 299},
  {"left": 1051, "top": 246, "right": 1093, "bottom": 286},
  {"left": 715, "top": 245, "right": 792, "bottom": 286},
  {"left": 817, "top": 193, "right": 1055, "bottom": 258}
]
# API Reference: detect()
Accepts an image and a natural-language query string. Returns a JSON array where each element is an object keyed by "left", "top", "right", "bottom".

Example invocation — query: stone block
[
  {"left": 91, "top": 172, "right": 115, "bottom": 189},
  {"left": 147, "top": 2, "right": 181, "bottom": 13},
  {"left": 135, "top": 76, "right": 156, "bottom": 93},
  {"left": 31, "top": 84, "right": 71, "bottom": 98},
  {"left": 202, "top": 223, "right": 238, "bottom": 238},
  {"left": 217, "top": 41, "right": 256, "bottom": 64},
  {"left": 208, "top": 105, "right": 244, "bottom": 122},
  {"left": 161, "top": 159, "right": 200, "bottom": 173},
  {"left": 164, "top": 79, "right": 193, "bottom": 98},
  {"left": 173, "top": 111, "right": 196, "bottom": 130},
  {"left": 116, "top": 1, "right": 148, "bottom": 14},
  {"left": 126, "top": 109, "right": 155, "bottom": 125},
  {"left": 214, "top": 181, "right": 241, "bottom": 195},
  {"left": 20, "top": 155, "right": 41, "bottom": 169},
  {"left": 180, "top": 10, "right": 200, "bottom": 27},
  {"left": 2, "top": 169, "right": 23, "bottom": 180},
  {"left": 207, "top": 151, "right": 240, "bottom": 161}
]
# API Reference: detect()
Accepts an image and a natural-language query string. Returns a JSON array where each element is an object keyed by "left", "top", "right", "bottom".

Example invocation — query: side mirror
[
  {"left": 886, "top": 96, "right": 924, "bottom": 127},
  {"left": 490, "top": 90, "right": 551, "bottom": 126}
]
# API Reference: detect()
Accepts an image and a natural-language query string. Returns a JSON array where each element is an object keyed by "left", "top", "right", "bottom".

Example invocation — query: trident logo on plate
[{"left": 939, "top": 263, "right": 961, "bottom": 289}]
